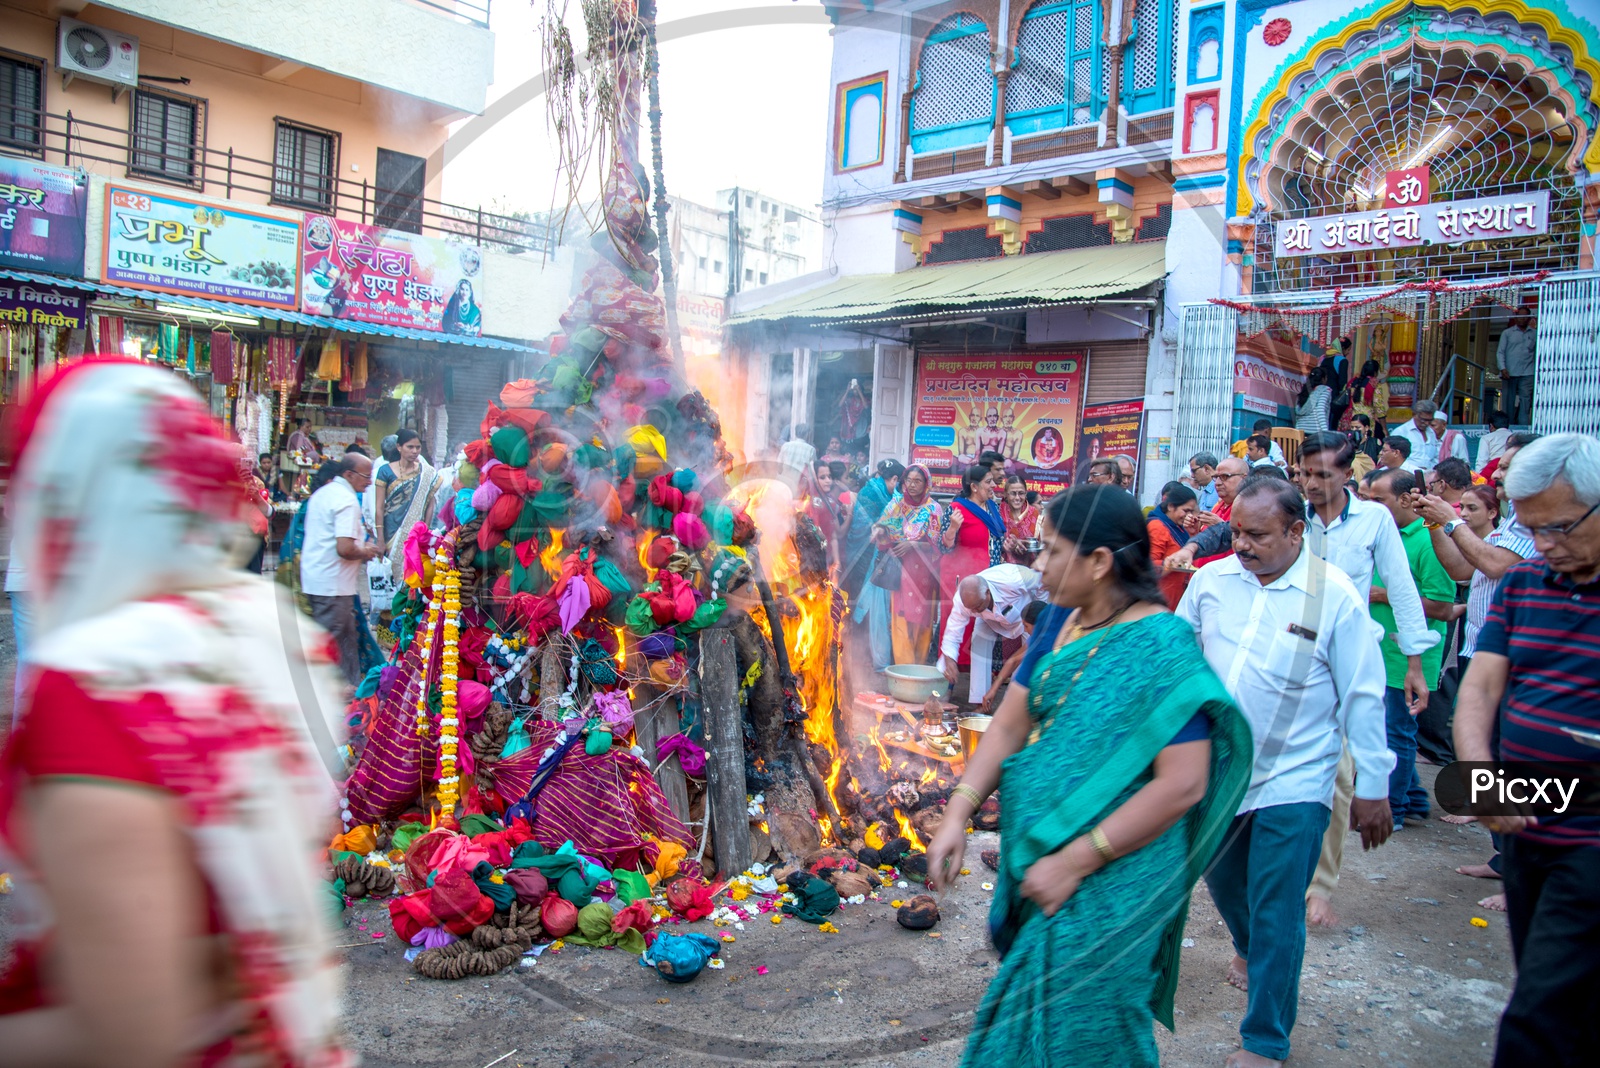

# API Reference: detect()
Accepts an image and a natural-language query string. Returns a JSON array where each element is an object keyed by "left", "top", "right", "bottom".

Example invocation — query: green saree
[{"left": 960, "top": 612, "right": 1253, "bottom": 1068}]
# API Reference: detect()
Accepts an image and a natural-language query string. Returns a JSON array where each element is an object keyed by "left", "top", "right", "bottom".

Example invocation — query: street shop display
[{"left": 909, "top": 351, "right": 1086, "bottom": 495}]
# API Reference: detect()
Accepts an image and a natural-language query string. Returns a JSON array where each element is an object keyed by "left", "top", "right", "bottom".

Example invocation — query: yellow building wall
[{"left": 3, "top": 0, "right": 453, "bottom": 206}]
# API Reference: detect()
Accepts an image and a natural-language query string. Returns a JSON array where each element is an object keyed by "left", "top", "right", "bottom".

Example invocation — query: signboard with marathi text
[
  {"left": 1077, "top": 398, "right": 1146, "bottom": 491},
  {"left": 102, "top": 185, "right": 300, "bottom": 310},
  {"left": 0, "top": 280, "right": 87, "bottom": 331},
  {"left": 300, "top": 215, "right": 484, "bottom": 335},
  {"left": 1275, "top": 190, "right": 1549, "bottom": 258},
  {"left": 910, "top": 351, "right": 1085, "bottom": 495},
  {"left": 0, "top": 155, "right": 88, "bottom": 275}
]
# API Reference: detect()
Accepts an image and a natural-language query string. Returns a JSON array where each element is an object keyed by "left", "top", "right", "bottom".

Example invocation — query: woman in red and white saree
[{"left": 0, "top": 359, "right": 352, "bottom": 1067}]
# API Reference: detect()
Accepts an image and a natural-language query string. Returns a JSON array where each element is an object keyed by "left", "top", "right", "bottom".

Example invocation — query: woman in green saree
[{"left": 928, "top": 485, "right": 1254, "bottom": 1067}]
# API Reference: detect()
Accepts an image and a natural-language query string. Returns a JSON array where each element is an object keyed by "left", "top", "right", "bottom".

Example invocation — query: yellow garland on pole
[
  {"left": 435, "top": 546, "right": 464, "bottom": 819},
  {"left": 413, "top": 561, "right": 443, "bottom": 739}
]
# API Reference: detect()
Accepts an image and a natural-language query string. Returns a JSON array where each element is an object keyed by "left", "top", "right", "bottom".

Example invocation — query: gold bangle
[
  {"left": 1088, "top": 826, "right": 1117, "bottom": 864},
  {"left": 951, "top": 783, "right": 985, "bottom": 809}
]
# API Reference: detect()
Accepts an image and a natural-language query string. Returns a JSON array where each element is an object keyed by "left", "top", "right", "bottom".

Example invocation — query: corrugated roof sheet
[
  {"left": 726, "top": 241, "right": 1167, "bottom": 326},
  {"left": 0, "top": 268, "right": 540, "bottom": 353}
]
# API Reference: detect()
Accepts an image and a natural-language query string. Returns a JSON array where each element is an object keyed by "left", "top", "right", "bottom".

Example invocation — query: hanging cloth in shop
[
  {"left": 315, "top": 335, "right": 343, "bottom": 381},
  {"left": 349, "top": 341, "right": 369, "bottom": 391},
  {"left": 95, "top": 315, "right": 124, "bottom": 357},
  {"left": 157, "top": 323, "right": 180, "bottom": 365},
  {"left": 268, "top": 336, "right": 296, "bottom": 388},
  {"left": 210, "top": 331, "right": 235, "bottom": 384},
  {"left": 337, "top": 341, "right": 353, "bottom": 392},
  {"left": 185, "top": 334, "right": 196, "bottom": 375}
]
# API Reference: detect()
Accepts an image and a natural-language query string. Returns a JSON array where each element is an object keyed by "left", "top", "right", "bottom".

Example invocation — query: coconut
[{"left": 896, "top": 895, "right": 940, "bottom": 930}]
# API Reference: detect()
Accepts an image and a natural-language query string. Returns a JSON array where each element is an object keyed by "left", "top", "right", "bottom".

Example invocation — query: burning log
[{"left": 697, "top": 626, "right": 752, "bottom": 877}]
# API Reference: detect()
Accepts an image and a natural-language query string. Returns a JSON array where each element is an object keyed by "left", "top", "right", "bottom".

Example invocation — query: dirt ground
[
  {"left": 0, "top": 613, "right": 1515, "bottom": 1068},
  {"left": 334, "top": 765, "right": 1512, "bottom": 1068}
]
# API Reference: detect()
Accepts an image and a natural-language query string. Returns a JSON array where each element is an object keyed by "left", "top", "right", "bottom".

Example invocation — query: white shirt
[
  {"left": 1304, "top": 491, "right": 1438, "bottom": 657},
  {"left": 1391, "top": 420, "right": 1440, "bottom": 470},
  {"left": 1496, "top": 325, "right": 1535, "bottom": 378},
  {"left": 936, "top": 563, "right": 1043, "bottom": 668},
  {"left": 1176, "top": 548, "right": 1394, "bottom": 812},
  {"left": 300, "top": 478, "right": 364, "bottom": 597},
  {"left": 1462, "top": 516, "right": 1536, "bottom": 658},
  {"left": 1437, "top": 430, "right": 1471, "bottom": 465},
  {"left": 778, "top": 439, "right": 816, "bottom": 473},
  {"left": 1475, "top": 428, "right": 1510, "bottom": 469}
]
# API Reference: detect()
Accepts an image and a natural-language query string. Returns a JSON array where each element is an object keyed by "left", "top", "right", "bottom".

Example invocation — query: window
[
  {"left": 374, "top": 148, "right": 425, "bottom": 233},
  {"left": 759, "top": 272, "right": 768, "bottom": 284},
  {"left": 1123, "top": 0, "right": 1176, "bottom": 114},
  {"left": 1006, "top": 1, "right": 1103, "bottom": 137},
  {"left": 1184, "top": 90, "right": 1219, "bottom": 154},
  {"left": 835, "top": 72, "right": 887, "bottom": 171},
  {"left": 923, "top": 226, "right": 1004, "bottom": 264},
  {"left": 910, "top": 14, "right": 995, "bottom": 153},
  {"left": 713, "top": 259, "right": 722, "bottom": 273},
  {"left": 0, "top": 50, "right": 44, "bottom": 155},
  {"left": 272, "top": 119, "right": 338, "bottom": 211},
  {"left": 699, "top": 255, "right": 707, "bottom": 268},
  {"left": 744, "top": 268, "right": 754, "bottom": 282},
  {"left": 130, "top": 88, "right": 205, "bottom": 186},
  {"left": 745, "top": 195, "right": 754, "bottom": 209},
  {"left": 1188, "top": 4, "right": 1225, "bottom": 84}
]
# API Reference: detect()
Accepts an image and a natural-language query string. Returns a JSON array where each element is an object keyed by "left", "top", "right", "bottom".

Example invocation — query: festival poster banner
[
  {"left": 102, "top": 185, "right": 300, "bottom": 310},
  {"left": 909, "top": 351, "right": 1085, "bottom": 495},
  {"left": 0, "top": 279, "right": 88, "bottom": 331},
  {"left": 0, "top": 156, "right": 89, "bottom": 275},
  {"left": 301, "top": 215, "right": 484, "bottom": 335},
  {"left": 1077, "top": 398, "right": 1146, "bottom": 488}
]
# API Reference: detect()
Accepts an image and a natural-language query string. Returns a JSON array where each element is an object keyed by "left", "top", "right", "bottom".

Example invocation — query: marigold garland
[{"left": 435, "top": 547, "right": 464, "bottom": 818}]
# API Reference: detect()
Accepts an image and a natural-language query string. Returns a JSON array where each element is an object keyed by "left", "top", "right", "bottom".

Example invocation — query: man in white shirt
[
  {"left": 1176, "top": 478, "right": 1393, "bottom": 1068},
  {"left": 1495, "top": 311, "right": 1536, "bottom": 426},
  {"left": 777, "top": 423, "right": 817, "bottom": 475},
  {"left": 300, "top": 454, "right": 379, "bottom": 684},
  {"left": 936, "top": 563, "right": 1043, "bottom": 703},
  {"left": 1431, "top": 412, "right": 1471, "bottom": 465},
  {"left": 1390, "top": 399, "right": 1441, "bottom": 470},
  {"left": 1295, "top": 431, "right": 1436, "bottom": 927},
  {"left": 1249, "top": 419, "right": 1288, "bottom": 468},
  {"left": 1475, "top": 410, "right": 1511, "bottom": 470}
]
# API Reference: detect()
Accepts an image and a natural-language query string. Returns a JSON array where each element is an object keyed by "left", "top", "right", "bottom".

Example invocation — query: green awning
[{"left": 726, "top": 241, "right": 1167, "bottom": 326}]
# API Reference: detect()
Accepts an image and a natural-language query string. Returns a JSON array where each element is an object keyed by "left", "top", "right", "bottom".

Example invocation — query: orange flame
[
  {"left": 612, "top": 626, "right": 627, "bottom": 671},
  {"left": 540, "top": 529, "right": 566, "bottom": 579},
  {"left": 894, "top": 807, "right": 926, "bottom": 852}
]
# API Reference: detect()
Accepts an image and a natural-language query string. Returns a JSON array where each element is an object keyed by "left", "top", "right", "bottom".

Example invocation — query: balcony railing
[
  {"left": 407, "top": 0, "right": 492, "bottom": 28},
  {"left": 900, "top": 110, "right": 1173, "bottom": 183},
  {"left": 25, "top": 108, "right": 549, "bottom": 255}
]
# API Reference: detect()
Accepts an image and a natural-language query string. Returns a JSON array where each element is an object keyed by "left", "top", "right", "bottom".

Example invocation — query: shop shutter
[
  {"left": 1532, "top": 274, "right": 1600, "bottom": 436},
  {"left": 446, "top": 356, "right": 510, "bottom": 457},
  {"left": 1171, "top": 302, "right": 1237, "bottom": 466},
  {"left": 1083, "top": 340, "right": 1149, "bottom": 405}
]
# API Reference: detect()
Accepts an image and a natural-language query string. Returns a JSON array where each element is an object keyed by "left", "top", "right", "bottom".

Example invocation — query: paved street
[{"left": 329, "top": 780, "right": 1511, "bottom": 1068}]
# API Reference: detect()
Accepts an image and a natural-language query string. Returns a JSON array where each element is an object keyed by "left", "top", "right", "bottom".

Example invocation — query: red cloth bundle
[
  {"left": 612, "top": 899, "right": 655, "bottom": 941},
  {"left": 541, "top": 895, "right": 579, "bottom": 938},
  {"left": 479, "top": 402, "right": 509, "bottom": 438},
  {"left": 504, "top": 869, "right": 548, "bottom": 908},
  {"left": 681, "top": 491, "right": 704, "bottom": 516},
  {"left": 647, "top": 572, "right": 698, "bottom": 626},
  {"left": 502, "top": 407, "right": 549, "bottom": 438},
  {"left": 463, "top": 439, "right": 494, "bottom": 470},
  {"left": 429, "top": 869, "right": 493, "bottom": 933},
  {"left": 509, "top": 592, "right": 562, "bottom": 642},
  {"left": 664, "top": 876, "right": 714, "bottom": 921},
  {"left": 487, "top": 464, "right": 540, "bottom": 497},
  {"left": 499, "top": 379, "right": 543, "bottom": 408},
  {"left": 485, "top": 491, "right": 522, "bottom": 532},
  {"left": 550, "top": 554, "right": 611, "bottom": 613},
  {"left": 648, "top": 476, "right": 683, "bottom": 513},
  {"left": 644, "top": 535, "right": 678, "bottom": 570}
]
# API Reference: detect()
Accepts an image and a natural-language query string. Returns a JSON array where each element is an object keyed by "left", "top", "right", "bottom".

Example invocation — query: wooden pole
[
  {"left": 698, "top": 627, "right": 751, "bottom": 878},
  {"left": 632, "top": 679, "right": 689, "bottom": 822}
]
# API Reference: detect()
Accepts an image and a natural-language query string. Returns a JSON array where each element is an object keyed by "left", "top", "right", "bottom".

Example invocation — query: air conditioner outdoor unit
[{"left": 57, "top": 17, "right": 140, "bottom": 98}]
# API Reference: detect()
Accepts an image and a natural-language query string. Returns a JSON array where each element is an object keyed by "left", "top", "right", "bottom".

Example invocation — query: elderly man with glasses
[{"left": 1454, "top": 433, "right": 1600, "bottom": 1068}]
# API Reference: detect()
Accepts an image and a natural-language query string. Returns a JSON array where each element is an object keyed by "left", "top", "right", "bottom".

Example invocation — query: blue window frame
[
  {"left": 1005, "top": 0, "right": 1103, "bottom": 138},
  {"left": 909, "top": 14, "right": 996, "bottom": 154},
  {"left": 1123, "top": 0, "right": 1176, "bottom": 113}
]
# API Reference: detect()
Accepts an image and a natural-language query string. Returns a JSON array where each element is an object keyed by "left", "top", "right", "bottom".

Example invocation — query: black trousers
[{"left": 1494, "top": 835, "right": 1600, "bottom": 1067}]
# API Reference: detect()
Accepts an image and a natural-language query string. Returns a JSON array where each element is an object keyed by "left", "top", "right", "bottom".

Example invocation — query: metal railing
[
  {"left": 407, "top": 0, "right": 492, "bottom": 28},
  {"left": 28, "top": 108, "right": 549, "bottom": 255}
]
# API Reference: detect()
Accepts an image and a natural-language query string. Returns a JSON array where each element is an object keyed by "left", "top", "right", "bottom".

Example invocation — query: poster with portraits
[
  {"left": 909, "top": 352, "right": 1086, "bottom": 495},
  {"left": 1077, "top": 398, "right": 1146, "bottom": 491},
  {"left": 300, "top": 215, "right": 483, "bottom": 335}
]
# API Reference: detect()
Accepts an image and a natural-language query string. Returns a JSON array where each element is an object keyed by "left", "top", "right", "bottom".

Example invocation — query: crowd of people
[{"left": 791, "top": 399, "right": 1595, "bottom": 1067}]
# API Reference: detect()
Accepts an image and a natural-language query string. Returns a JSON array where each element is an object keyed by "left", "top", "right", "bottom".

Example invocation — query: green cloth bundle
[{"left": 565, "top": 901, "right": 646, "bottom": 954}]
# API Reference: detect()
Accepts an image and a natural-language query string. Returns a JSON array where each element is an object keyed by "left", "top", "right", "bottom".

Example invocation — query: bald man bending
[{"left": 936, "top": 563, "right": 1043, "bottom": 704}]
